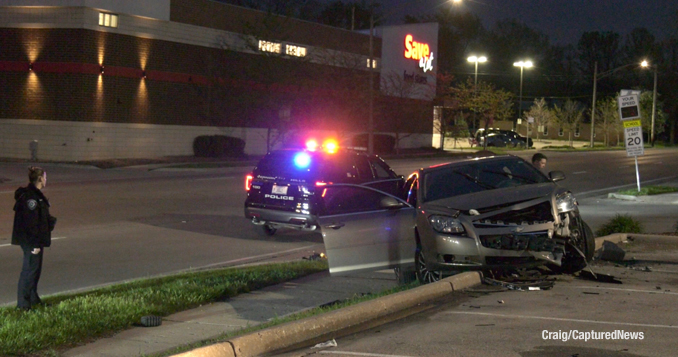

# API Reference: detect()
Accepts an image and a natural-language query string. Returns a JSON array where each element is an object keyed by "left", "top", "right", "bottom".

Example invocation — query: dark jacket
[{"left": 12, "top": 183, "right": 56, "bottom": 248}]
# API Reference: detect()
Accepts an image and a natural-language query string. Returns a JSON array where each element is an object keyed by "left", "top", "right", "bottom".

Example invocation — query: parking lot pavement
[{"left": 279, "top": 234, "right": 678, "bottom": 357}]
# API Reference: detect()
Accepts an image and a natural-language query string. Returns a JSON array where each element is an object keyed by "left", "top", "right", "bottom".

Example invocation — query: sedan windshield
[{"left": 423, "top": 158, "right": 549, "bottom": 202}]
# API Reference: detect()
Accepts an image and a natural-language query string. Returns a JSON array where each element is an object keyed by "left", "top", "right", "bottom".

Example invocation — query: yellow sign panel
[{"left": 623, "top": 120, "right": 641, "bottom": 128}]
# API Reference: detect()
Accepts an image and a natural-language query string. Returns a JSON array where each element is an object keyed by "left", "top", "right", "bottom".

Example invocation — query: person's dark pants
[{"left": 17, "top": 245, "right": 43, "bottom": 309}]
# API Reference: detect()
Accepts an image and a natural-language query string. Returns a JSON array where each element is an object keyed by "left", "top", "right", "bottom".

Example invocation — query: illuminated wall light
[
  {"left": 100, "top": 65, "right": 105, "bottom": 75},
  {"left": 28, "top": 63, "right": 33, "bottom": 71}
]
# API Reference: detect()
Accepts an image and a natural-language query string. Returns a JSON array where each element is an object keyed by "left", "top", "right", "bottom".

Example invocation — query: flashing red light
[
  {"left": 315, "top": 181, "right": 327, "bottom": 186},
  {"left": 306, "top": 139, "right": 319, "bottom": 151},
  {"left": 245, "top": 174, "right": 253, "bottom": 191}
]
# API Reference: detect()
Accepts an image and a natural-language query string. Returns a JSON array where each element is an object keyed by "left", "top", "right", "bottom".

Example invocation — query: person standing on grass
[
  {"left": 12, "top": 166, "right": 56, "bottom": 311},
  {"left": 532, "top": 153, "right": 547, "bottom": 170}
]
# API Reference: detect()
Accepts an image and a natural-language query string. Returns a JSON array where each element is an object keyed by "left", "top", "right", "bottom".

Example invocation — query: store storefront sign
[{"left": 403, "top": 34, "right": 434, "bottom": 73}]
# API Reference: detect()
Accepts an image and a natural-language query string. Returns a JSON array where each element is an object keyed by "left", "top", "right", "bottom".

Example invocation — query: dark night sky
[{"left": 377, "top": 0, "right": 678, "bottom": 45}]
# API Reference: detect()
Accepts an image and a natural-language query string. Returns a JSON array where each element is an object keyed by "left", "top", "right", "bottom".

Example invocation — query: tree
[
  {"left": 593, "top": 97, "right": 623, "bottom": 146},
  {"left": 315, "top": 1, "right": 380, "bottom": 30},
  {"left": 445, "top": 78, "right": 514, "bottom": 149},
  {"left": 577, "top": 31, "right": 621, "bottom": 76},
  {"left": 553, "top": 99, "right": 584, "bottom": 147},
  {"left": 621, "top": 28, "right": 663, "bottom": 66},
  {"left": 484, "top": 19, "right": 550, "bottom": 70},
  {"left": 408, "top": 9, "right": 485, "bottom": 74},
  {"left": 525, "top": 98, "right": 553, "bottom": 142},
  {"left": 639, "top": 90, "right": 667, "bottom": 141}
]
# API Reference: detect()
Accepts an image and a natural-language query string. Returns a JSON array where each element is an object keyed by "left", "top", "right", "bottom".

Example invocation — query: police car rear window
[
  {"left": 255, "top": 150, "right": 359, "bottom": 182},
  {"left": 255, "top": 151, "right": 320, "bottom": 179}
]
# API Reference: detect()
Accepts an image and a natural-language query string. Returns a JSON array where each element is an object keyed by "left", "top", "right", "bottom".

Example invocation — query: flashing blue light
[{"left": 293, "top": 152, "right": 311, "bottom": 169}]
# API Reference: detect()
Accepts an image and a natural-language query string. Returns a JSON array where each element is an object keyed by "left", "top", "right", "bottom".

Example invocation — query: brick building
[{"left": 0, "top": 0, "right": 439, "bottom": 160}]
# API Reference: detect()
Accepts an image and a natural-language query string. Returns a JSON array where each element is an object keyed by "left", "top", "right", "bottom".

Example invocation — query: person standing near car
[
  {"left": 12, "top": 166, "right": 56, "bottom": 311},
  {"left": 532, "top": 153, "right": 547, "bottom": 170}
]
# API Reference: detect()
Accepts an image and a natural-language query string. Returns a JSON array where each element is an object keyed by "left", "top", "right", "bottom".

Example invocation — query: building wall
[
  {"left": 0, "top": 2, "right": 436, "bottom": 161},
  {"left": 0, "top": 0, "right": 170, "bottom": 21},
  {"left": 0, "top": 119, "right": 433, "bottom": 160}
]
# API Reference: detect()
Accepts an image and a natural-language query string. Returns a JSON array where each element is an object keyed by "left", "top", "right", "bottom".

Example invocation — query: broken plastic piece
[
  {"left": 578, "top": 270, "right": 622, "bottom": 284},
  {"left": 312, "top": 339, "right": 337, "bottom": 349}
]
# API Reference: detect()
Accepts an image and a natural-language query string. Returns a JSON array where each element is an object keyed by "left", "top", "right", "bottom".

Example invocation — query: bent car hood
[{"left": 428, "top": 183, "right": 556, "bottom": 211}]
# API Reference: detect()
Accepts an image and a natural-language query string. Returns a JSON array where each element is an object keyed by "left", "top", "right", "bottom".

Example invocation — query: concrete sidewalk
[{"left": 63, "top": 270, "right": 482, "bottom": 357}]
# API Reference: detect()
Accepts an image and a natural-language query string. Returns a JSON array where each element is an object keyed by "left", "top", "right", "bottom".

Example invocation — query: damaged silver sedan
[
  {"left": 406, "top": 154, "right": 594, "bottom": 283},
  {"left": 316, "top": 154, "right": 594, "bottom": 284}
]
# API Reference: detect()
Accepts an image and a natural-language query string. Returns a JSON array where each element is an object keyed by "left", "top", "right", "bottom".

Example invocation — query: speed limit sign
[{"left": 623, "top": 120, "right": 644, "bottom": 157}]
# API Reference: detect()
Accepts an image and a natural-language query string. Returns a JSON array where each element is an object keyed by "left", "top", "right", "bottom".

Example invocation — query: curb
[
  {"left": 172, "top": 271, "right": 482, "bottom": 357},
  {"left": 607, "top": 193, "right": 637, "bottom": 201},
  {"left": 594, "top": 233, "right": 678, "bottom": 251}
]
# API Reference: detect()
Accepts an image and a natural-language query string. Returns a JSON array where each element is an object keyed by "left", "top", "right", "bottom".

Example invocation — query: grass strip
[
  {"left": 150, "top": 281, "right": 420, "bottom": 357},
  {"left": 0, "top": 260, "right": 327, "bottom": 356},
  {"left": 617, "top": 185, "right": 678, "bottom": 196}
]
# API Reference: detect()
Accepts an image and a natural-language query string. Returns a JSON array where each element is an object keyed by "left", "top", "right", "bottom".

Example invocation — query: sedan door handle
[{"left": 326, "top": 223, "right": 345, "bottom": 230}]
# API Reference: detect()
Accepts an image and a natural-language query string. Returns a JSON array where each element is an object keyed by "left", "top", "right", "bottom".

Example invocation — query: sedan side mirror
[
  {"left": 549, "top": 170, "right": 566, "bottom": 182},
  {"left": 381, "top": 196, "right": 405, "bottom": 209}
]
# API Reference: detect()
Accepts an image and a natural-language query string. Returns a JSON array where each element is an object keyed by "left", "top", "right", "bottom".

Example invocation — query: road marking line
[
  {"left": 0, "top": 236, "right": 66, "bottom": 248},
  {"left": 445, "top": 311, "right": 678, "bottom": 329},
  {"left": 319, "top": 351, "right": 413, "bottom": 357},
  {"left": 566, "top": 285, "right": 678, "bottom": 295}
]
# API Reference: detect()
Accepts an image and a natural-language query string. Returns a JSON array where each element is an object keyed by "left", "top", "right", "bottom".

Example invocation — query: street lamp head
[
  {"left": 467, "top": 55, "right": 487, "bottom": 63},
  {"left": 478, "top": 56, "right": 487, "bottom": 63},
  {"left": 451, "top": 0, "right": 463, "bottom": 4},
  {"left": 514, "top": 60, "right": 533, "bottom": 68},
  {"left": 641, "top": 60, "right": 650, "bottom": 68}
]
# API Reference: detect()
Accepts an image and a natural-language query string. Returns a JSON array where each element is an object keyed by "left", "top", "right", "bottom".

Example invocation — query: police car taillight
[{"left": 245, "top": 174, "right": 253, "bottom": 191}]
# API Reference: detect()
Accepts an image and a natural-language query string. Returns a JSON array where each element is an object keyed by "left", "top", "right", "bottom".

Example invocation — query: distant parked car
[{"left": 475, "top": 128, "right": 533, "bottom": 148}]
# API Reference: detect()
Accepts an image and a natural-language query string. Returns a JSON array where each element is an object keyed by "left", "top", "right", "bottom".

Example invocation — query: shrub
[
  {"left": 193, "top": 135, "right": 245, "bottom": 158},
  {"left": 351, "top": 134, "right": 396, "bottom": 154},
  {"left": 595, "top": 214, "right": 643, "bottom": 236}
]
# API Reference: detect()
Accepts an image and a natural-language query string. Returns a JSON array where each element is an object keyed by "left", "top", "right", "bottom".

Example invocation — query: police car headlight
[
  {"left": 556, "top": 192, "right": 578, "bottom": 213},
  {"left": 429, "top": 215, "right": 465, "bottom": 234}
]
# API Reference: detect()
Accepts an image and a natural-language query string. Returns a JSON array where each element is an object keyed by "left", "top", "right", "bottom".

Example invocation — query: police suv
[{"left": 244, "top": 140, "right": 404, "bottom": 236}]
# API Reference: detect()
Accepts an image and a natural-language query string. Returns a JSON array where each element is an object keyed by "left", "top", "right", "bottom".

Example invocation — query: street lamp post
[
  {"left": 467, "top": 55, "right": 486, "bottom": 134},
  {"left": 641, "top": 60, "right": 658, "bottom": 146},
  {"left": 513, "top": 60, "right": 532, "bottom": 123},
  {"left": 467, "top": 55, "right": 486, "bottom": 87}
]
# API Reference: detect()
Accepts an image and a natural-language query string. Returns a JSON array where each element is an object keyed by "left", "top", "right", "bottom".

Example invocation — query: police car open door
[{"left": 316, "top": 184, "right": 416, "bottom": 275}]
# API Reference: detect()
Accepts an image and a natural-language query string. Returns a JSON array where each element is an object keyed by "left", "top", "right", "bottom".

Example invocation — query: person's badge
[{"left": 27, "top": 199, "right": 37, "bottom": 210}]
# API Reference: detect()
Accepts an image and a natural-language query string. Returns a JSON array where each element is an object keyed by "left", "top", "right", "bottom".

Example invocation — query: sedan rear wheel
[{"left": 415, "top": 249, "right": 442, "bottom": 284}]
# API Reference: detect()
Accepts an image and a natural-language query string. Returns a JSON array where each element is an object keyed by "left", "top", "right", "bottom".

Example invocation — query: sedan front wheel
[{"left": 415, "top": 249, "right": 442, "bottom": 284}]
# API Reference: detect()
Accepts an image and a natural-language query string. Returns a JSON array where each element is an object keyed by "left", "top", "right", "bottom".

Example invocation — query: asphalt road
[{"left": 1, "top": 149, "right": 677, "bottom": 306}]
